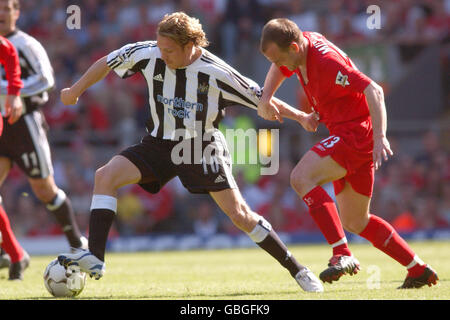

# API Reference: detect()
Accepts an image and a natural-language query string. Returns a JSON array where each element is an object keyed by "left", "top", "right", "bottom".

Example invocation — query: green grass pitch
[{"left": 0, "top": 240, "right": 448, "bottom": 300}]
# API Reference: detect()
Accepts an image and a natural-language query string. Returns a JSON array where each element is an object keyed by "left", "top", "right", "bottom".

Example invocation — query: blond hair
[
  {"left": 0, "top": 0, "right": 20, "bottom": 10},
  {"left": 260, "top": 18, "right": 303, "bottom": 52},
  {"left": 157, "top": 12, "right": 209, "bottom": 48}
]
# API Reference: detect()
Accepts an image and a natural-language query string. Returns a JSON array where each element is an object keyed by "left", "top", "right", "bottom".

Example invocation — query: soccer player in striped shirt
[
  {"left": 257, "top": 18, "right": 438, "bottom": 289},
  {"left": 57, "top": 12, "right": 324, "bottom": 292}
]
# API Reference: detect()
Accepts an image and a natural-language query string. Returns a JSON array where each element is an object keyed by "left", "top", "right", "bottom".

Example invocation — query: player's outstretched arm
[
  {"left": 272, "top": 97, "right": 319, "bottom": 132},
  {"left": 60, "top": 56, "right": 111, "bottom": 105},
  {"left": 258, "top": 63, "right": 286, "bottom": 122},
  {"left": 0, "top": 38, "right": 23, "bottom": 124},
  {"left": 364, "top": 81, "right": 394, "bottom": 170}
]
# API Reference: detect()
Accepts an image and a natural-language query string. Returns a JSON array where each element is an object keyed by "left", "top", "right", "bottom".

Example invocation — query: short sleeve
[
  {"left": 106, "top": 41, "right": 155, "bottom": 78},
  {"left": 212, "top": 58, "right": 263, "bottom": 110},
  {"left": 321, "top": 54, "right": 372, "bottom": 94}
]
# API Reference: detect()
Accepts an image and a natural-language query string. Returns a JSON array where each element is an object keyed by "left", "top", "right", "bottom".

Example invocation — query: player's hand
[
  {"left": 257, "top": 99, "right": 283, "bottom": 123},
  {"left": 60, "top": 88, "right": 79, "bottom": 105},
  {"left": 373, "top": 136, "right": 393, "bottom": 170},
  {"left": 4, "top": 94, "right": 23, "bottom": 124},
  {"left": 298, "top": 112, "right": 320, "bottom": 132}
]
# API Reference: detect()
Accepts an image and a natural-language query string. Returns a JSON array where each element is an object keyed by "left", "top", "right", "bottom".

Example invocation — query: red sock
[
  {"left": 0, "top": 205, "right": 23, "bottom": 263},
  {"left": 359, "top": 214, "right": 425, "bottom": 277},
  {"left": 303, "top": 186, "right": 351, "bottom": 256}
]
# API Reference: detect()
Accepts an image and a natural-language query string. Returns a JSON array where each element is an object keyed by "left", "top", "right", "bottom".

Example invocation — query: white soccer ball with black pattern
[{"left": 43, "top": 259, "right": 86, "bottom": 297}]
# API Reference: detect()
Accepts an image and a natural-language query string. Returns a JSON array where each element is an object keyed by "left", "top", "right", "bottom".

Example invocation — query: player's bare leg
[
  {"left": 59, "top": 155, "right": 143, "bottom": 279},
  {"left": 210, "top": 188, "right": 323, "bottom": 292},
  {"left": 290, "top": 152, "right": 360, "bottom": 283},
  {"left": 337, "top": 181, "right": 438, "bottom": 289},
  {"left": 28, "top": 175, "right": 86, "bottom": 250},
  {"left": 290, "top": 151, "right": 347, "bottom": 197},
  {"left": 209, "top": 188, "right": 259, "bottom": 233},
  {"left": 92, "top": 155, "right": 143, "bottom": 197},
  {"left": 0, "top": 157, "right": 12, "bottom": 183},
  {"left": 335, "top": 182, "right": 371, "bottom": 234}
]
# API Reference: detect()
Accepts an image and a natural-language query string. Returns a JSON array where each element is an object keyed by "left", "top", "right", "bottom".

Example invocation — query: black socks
[{"left": 88, "top": 209, "right": 116, "bottom": 261}]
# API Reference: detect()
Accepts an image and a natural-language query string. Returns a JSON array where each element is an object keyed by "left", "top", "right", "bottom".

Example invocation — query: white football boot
[
  {"left": 295, "top": 267, "right": 324, "bottom": 292},
  {"left": 58, "top": 249, "right": 105, "bottom": 280}
]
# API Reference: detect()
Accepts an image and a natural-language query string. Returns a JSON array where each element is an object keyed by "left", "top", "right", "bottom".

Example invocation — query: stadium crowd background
[{"left": 3, "top": 0, "right": 449, "bottom": 241}]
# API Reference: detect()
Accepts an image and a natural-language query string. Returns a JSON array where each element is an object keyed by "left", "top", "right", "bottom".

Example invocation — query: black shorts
[
  {"left": 0, "top": 110, "right": 53, "bottom": 179},
  {"left": 120, "top": 130, "right": 237, "bottom": 194}
]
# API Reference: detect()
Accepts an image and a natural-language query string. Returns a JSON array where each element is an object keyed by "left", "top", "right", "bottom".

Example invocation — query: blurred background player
[
  {"left": 0, "top": 0, "right": 87, "bottom": 276},
  {"left": 258, "top": 18, "right": 438, "bottom": 289},
  {"left": 57, "top": 12, "right": 324, "bottom": 293},
  {"left": 0, "top": 33, "right": 28, "bottom": 280}
]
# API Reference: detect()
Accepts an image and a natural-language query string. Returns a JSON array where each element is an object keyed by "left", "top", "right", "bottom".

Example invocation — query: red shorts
[{"left": 311, "top": 118, "right": 374, "bottom": 197}]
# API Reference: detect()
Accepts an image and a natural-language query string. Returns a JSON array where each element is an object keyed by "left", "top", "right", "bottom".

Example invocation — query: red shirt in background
[
  {"left": 0, "top": 35, "right": 22, "bottom": 96},
  {"left": 0, "top": 35, "right": 23, "bottom": 135}
]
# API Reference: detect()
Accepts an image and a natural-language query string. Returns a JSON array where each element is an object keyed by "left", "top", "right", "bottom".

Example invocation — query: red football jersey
[
  {"left": 0, "top": 35, "right": 22, "bottom": 136},
  {"left": 0, "top": 35, "right": 22, "bottom": 96},
  {"left": 279, "top": 32, "right": 372, "bottom": 134}
]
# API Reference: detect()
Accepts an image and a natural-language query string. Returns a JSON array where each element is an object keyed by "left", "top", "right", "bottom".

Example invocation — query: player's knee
[
  {"left": 290, "top": 168, "right": 311, "bottom": 195},
  {"left": 94, "top": 165, "right": 119, "bottom": 191}
]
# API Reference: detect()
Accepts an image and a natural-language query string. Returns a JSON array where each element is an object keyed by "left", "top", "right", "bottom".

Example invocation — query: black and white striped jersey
[
  {"left": 0, "top": 29, "right": 55, "bottom": 114},
  {"left": 106, "top": 41, "right": 262, "bottom": 140}
]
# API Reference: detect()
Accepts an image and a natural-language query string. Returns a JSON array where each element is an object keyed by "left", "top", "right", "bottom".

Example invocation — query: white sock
[
  {"left": 90, "top": 194, "right": 117, "bottom": 213},
  {"left": 46, "top": 189, "right": 67, "bottom": 211},
  {"left": 248, "top": 217, "right": 272, "bottom": 243}
]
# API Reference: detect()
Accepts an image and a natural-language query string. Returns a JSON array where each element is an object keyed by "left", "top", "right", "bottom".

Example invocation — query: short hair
[
  {"left": 157, "top": 12, "right": 209, "bottom": 48},
  {"left": 260, "top": 18, "right": 303, "bottom": 52},
  {"left": 0, "top": 0, "right": 20, "bottom": 10}
]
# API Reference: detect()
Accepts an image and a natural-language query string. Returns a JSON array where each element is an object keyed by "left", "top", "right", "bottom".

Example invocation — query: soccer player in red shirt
[
  {"left": 0, "top": 34, "right": 29, "bottom": 280},
  {"left": 257, "top": 18, "right": 438, "bottom": 289},
  {"left": 0, "top": 35, "right": 22, "bottom": 132}
]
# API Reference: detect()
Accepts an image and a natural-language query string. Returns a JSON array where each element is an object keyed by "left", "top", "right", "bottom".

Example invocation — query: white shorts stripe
[
  {"left": 214, "top": 130, "right": 237, "bottom": 189},
  {"left": 23, "top": 112, "right": 53, "bottom": 178}
]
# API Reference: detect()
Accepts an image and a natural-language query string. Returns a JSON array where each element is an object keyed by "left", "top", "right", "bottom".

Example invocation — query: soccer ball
[{"left": 43, "top": 259, "right": 86, "bottom": 297}]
